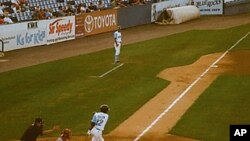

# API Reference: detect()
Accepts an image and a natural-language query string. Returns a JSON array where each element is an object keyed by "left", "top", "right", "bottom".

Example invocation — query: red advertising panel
[
  {"left": 75, "top": 14, "right": 85, "bottom": 38},
  {"left": 83, "top": 9, "right": 118, "bottom": 36}
]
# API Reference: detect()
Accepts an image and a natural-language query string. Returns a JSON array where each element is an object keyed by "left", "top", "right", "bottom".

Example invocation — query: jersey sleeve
[
  {"left": 114, "top": 32, "right": 117, "bottom": 39},
  {"left": 91, "top": 113, "right": 97, "bottom": 124}
]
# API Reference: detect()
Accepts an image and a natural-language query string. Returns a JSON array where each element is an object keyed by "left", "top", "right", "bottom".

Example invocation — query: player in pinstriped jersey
[
  {"left": 87, "top": 104, "right": 110, "bottom": 141},
  {"left": 114, "top": 26, "right": 122, "bottom": 64}
]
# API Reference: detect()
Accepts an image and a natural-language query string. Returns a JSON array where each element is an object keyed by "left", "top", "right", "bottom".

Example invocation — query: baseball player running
[
  {"left": 87, "top": 104, "right": 110, "bottom": 141},
  {"left": 114, "top": 26, "right": 122, "bottom": 64}
]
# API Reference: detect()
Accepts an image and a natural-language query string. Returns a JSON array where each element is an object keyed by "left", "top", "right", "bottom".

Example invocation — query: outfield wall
[
  {"left": 0, "top": 1, "right": 249, "bottom": 52},
  {"left": 224, "top": 0, "right": 250, "bottom": 15},
  {"left": 117, "top": 4, "right": 151, "bottom": 29}
]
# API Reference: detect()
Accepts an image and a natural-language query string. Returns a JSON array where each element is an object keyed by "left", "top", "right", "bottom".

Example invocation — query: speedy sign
[{"left": 47, "top": 16, "right": 75, "bottom": 44}]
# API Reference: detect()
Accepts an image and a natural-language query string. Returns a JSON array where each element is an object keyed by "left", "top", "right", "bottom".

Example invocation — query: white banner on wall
[
  {"left": 46, "top": 16, "right": 75, "bottom": 44},
  {"left": 193, "top": 0, "right": 223, "bottom": 15},
  {"left": 151, "top": 0, "right": 190, "bottom": 22},
  {"left": 0, "top": 21, "right": 47, "bottom": 51},
  {"left": 0, "top": 16, "right": 76, "bottom": 51}
]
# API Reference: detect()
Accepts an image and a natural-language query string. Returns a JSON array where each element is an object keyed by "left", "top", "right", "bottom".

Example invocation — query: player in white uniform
[
  {"left": 114, "top": 26, "right": 122, "bottom": 64},
  {"left": 88, "top": 104, "right": 110, "bottom": 141}
]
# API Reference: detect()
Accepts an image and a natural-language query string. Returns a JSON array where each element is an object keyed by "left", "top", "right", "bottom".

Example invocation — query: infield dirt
[{"left": 2, "top": 13, "right": 250, "bottom": 141}]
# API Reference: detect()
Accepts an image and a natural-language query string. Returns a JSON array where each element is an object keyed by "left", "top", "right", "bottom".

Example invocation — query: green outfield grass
[
  {"left": 0, "top": 24, "right": 249, "bottom": 140},
  {"left": 170, "top": 75, "right": 250, "bottom": 141}
]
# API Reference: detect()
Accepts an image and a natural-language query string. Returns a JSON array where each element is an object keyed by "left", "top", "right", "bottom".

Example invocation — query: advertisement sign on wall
[
  {"left": 47, "top": 16, "right": 75, "bottom": 44},
  {"left": 0, "top": 21, "right": 47, "bottom": 51},
  {"left": 193, "top": 0, "right": 223, "bottom": 15},
  {"left": 75, "top": 14, "right": 85, "bottom": 38},
  {"left": 83, "top": 9, "right": 118, "bottom": 36},
  {"left": 151, "top": 0, "right": 190, "bottom": 22}
]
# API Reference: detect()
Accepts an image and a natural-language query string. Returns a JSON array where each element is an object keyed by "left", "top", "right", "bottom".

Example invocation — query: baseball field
[{"left": 0, "top": 14, "right": 250, "bottom": 141}]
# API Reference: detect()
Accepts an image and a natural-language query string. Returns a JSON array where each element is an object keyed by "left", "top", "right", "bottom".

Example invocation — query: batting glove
[{"left": 87, "top": 129, "right": 91, "bottom": 135}]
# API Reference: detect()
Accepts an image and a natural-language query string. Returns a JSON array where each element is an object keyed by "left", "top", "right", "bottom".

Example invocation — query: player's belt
[{"left": 95, "top": 127, "right": 101, "bottom": 131}]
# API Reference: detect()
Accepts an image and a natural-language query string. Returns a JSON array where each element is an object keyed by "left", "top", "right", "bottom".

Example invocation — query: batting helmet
[
  {"left": 100, "top": 104, "right": 110, "bottom": 113},
  {"left": 61, "top": 128, "right": 71, "bottom": 139},
  {"left": 34, "top": 117, "right": 43, "bottom": 124}
]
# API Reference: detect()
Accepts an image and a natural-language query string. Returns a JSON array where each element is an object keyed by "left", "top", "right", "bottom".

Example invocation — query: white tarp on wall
[
  {"left": 151, "top": 0, "right": 190, "bottom": 22},
  {"left": 156, "top": 5, "right": 200, "bottom": 24}
]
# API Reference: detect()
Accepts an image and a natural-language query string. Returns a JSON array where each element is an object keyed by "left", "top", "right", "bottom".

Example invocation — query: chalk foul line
[
  {"left": 0, "top": 59, "right": 8, "bottom": 63},
  {"left": 89, "top": 63, "right": 124, "bottom": 78},
  {"left": 99, "top": 63, "right": 124, "bottom": 78},
  {"left": 133, "top": 31, "right": 250, "bottom": 141}
]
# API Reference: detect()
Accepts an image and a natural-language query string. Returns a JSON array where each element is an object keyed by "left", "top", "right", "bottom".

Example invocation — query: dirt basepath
[
  {"left": 2, "top": 13, "right": 250, "bottom": 141},
  {"left": 107, "top": 50, "right": 250, "bottom": 141}
]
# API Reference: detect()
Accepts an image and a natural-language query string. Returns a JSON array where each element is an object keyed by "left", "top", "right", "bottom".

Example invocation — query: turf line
[
  {"left": 99, "top": 63, "right": 124, "bottom": 78},
  {"left": 133, "top": 31, "right": 250, "bottom": 141}
]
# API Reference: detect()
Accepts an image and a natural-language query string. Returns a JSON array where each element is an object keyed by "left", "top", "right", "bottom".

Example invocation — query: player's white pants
[
  {"left": 114, "top": 42, "right": 121, "bottom": 56},
  {"left": 91, "top": 128, "right": 104, "bottom": 141},
  {"left": 114, "top": 42, "right": 121, "bottom": 63}
]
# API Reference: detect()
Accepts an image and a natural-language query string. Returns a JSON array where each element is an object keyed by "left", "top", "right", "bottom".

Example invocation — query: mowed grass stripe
[{"left": 0, "top": 24, "right": 249, "bottom": 140}]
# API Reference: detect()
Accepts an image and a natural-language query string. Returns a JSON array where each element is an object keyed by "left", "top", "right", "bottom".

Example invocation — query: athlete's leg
[
  {"left": 114, "top": 43, "right": 121, "bottom": 63},
  {"left": 99, "top": 136, "right": 104, "bottom": 141},
  {"left": 115, "top": 43, "right": 121, "bottom": 63},
  {"left": 91, "top": 128, "right": 104, "bottom": 141},
  {"left": 91, "top": 128, "right": 98, "bottom": 141},
  {"left": 92, "top": 136, "right": 97, "bottom": 141}
]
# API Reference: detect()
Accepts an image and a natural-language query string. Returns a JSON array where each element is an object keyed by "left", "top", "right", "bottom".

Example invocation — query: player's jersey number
[{"left": 96, "top": 119, "right": 104, "bottom": 126}]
